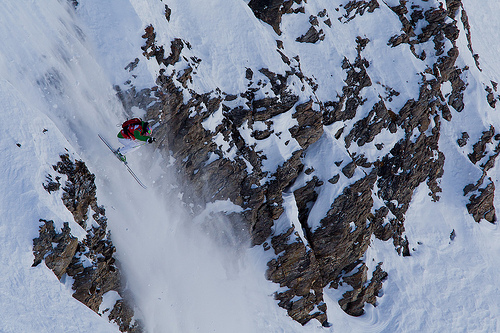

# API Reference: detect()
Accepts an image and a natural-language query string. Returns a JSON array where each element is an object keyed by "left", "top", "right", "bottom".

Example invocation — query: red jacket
[{"left": 118, "top": 122, "right": 150, "bottom": 141}]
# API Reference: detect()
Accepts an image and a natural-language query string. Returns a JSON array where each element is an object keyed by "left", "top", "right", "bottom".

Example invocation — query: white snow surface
[{"left": 1, "top": 0, "right": 500, "bottom": 332}]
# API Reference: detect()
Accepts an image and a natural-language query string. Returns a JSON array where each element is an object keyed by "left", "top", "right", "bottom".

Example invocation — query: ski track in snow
[{"left": 1, "top": 0, "right": 500, "bottom": 332}]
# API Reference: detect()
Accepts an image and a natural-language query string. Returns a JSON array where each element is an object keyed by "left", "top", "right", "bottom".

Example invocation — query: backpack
[
  {"left": 121, "top": 118, "right": 142, "bottom": 138},
  {"left": 122, "top": 118, "right": 142, "bottom": 129}
]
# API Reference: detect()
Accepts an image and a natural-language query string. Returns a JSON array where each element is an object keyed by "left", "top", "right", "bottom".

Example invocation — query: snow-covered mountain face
[
  {"left": 3, "top": 0, "right": 500, "bottom": 332},
  {"left": 131, "top": 0, "right": 500, "bottom": 328}
]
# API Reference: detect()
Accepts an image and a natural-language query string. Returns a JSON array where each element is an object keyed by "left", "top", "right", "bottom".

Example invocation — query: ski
[
  {"left": 98, "top": 134, "right": 147, "bottom": 189},
  {"left": 124, "top": 164, "right": 147, "bottom": 189}
]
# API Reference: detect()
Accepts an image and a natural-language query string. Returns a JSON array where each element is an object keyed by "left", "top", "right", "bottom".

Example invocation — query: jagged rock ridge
[{"left": 35, "top": 154, "right": 142, "bottom": 333}]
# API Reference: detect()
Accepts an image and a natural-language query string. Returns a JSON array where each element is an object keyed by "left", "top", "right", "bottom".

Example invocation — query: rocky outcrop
[
  {"left": 266, "top": 228, "right": 326, "bottom": 325},
  {"left": 467, "top": 181, "right": 496, "bottom": 223},
  {"left": 51, "top": 154, "right": 99, "bottom": 229},
  {"left": 296, "top": 26, "right": 324, "bottom": 43},
  {"left": 248, "top": 0, "right": 306, "bottom": 35},
  {"left": 338, "top": 262, "right": 387, "bottom": 316},
  {"left": 340, "top": 0, "right": 380, "bottom": 23},
  {"left": 112, "top": 0, "right": 497, "bottom": 328},
  {"left": 33, "top": 220, "right": 78, "bottom": 280},
  {"left": 464, "top": 126, "right": 499, "bottom": 223},
  {"left": 36, "top": 154, "right": 142, "bottom": 333},
  {"left": 324, "top": 37, "right": 372, "bottom": 127},
  {"left": 458, "top": 5, "right": 481, "bottom": 71},
  {"left": 310, "top": 169, "right": 379, "bottom": 286}
]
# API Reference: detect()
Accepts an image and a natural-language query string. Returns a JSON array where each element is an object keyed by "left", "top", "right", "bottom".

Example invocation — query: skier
[{"left": 116, "top": 118, "right": 155, "bottom": 162}]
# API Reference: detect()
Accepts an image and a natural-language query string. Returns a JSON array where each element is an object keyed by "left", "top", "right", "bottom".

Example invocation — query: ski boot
[{"left": 116, "top": 149, "right": 126, "bottom": 162}]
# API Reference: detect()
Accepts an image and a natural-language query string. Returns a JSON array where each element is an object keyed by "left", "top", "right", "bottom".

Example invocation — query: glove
[{"left": 147, "top": 137, "right": 156, "bottom": 143}]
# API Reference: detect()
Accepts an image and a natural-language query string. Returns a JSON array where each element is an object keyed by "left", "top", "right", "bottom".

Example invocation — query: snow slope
[
  {"left": 1, "top": 0, "right": 500, "bottom": 332},
  {"left": 0, "top": 1, "right": 300, "bottom": 332},
  {"left": 0, "top": 79, "right": 118, "bottom": 333}
]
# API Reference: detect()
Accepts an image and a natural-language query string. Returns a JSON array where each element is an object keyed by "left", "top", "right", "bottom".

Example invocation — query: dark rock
[
  {"left": 371, "top": 207, "right": 391, "bottom": 241},
  {"left": 457, "top": 132, "right": 469, "bottom": 147},
  {"left": 468, "top": 126, "right": 494, "bottom": 164},
  {"left": 486, "top": 86, "right": 497, "bottom": 108},
  {"left": 341, "top": 0, "right": 380, "bottom": 23},
  {"left": 68, "top": 0, "right": 78, "bottom": 9},
  {"left": 342, "top": 161, "right": 357, "bottom": 178},
  {"left": 53, "top": 154, "right": 97, "bottom": 229},
  {"left": 259, "top": 68, "right": 291, "bottom": 95},
  {"left": 164, "top": 5, "right": 171, "bottom": 21},
  {"left": 401, "top": 236, "right": 410, "bottom": 257},
  {"left": 338, "top": 263, "right": 387, "bottom": 316},
  {"left": 311, "top": 170, "right": 378, "bottom": 284},
  {"left": 323, "top": 54, "right": 372, "bottom": 126},
  {"left": 345, "top": 100, "right": 392, "bottom": 147},
  {"left": 124, "top": 58, "right": 139, "bottom": 72},
  {"left": 387, "top": 2, "right": 467, "bottom": 113},
  {"left": 289, "top": 99, "right": 323, "bottom": 148},
  {"left": 33, "top": 219, "right": 74, "bottom": 274},
  {"left": 467, "top": 181, "right": 496, "bottom": 223},
  {"left": 309, "top": 15, "right": 319, "bottom": 26},
  {"left": 35, "top": 156, "right": 142, "bottom": 332},
  {"left": 252, "top": 129, "right": 273, "bottom": 140},
  {"left": 141, "top": 25, "right": 156, "bottom": 55},
  {"left": 355, "top": 36, "right": 370, "bottom": 53},
  {"left": 446, "top": 0, "right": 461, "bottom": 18},
  {"left": 450, "top": 229, "right": 456, "bottom": 241},
  {"left": 443, "top": 60, "right": 466, "bottom": 112},
  {"left": 177, "top": 66, "right": 193, "bottom": 88},
  {"left": 296, "top": 26, "right": 325, "bottom": 43},
  {"left": 294, "top": 176, "right": 320, "bottom": 236},
  {"left": 328, "top": 174, "right": 340, "bottom": 184},
  {"left": 461, "top": 8, "right": 481, "bottom": 71},
  {"left": 165, "top": 38, "right": 184, "bottom": 66},
  {"left": 376, "top": 117, "right": 445, "bottom": 248},
  {"left": 245, "top": 67, "right": 253, "bottom": 80},
  {"left": 266, "top": 228, "right": 326, "bottom": 325},
  {"left": 72, "top": 261, "right": 120, "bottom": 312},
  {"left": 141, "top": 25, "right": 184, "bottom": 68},
  {"left": 43, "top": 174, "right": 61, "bottom": 193},
  {"left": 463, "top": 131, "right": 499, "bottom": 219},
  {"left": 253, "top": 94, "right": 299, "bottom": 121},
  {"left": 109, "top": 300, "right": 143, "bottom": 333},
  {"left": 247, "top": 0, "right": 294, "bottom": 34}
]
